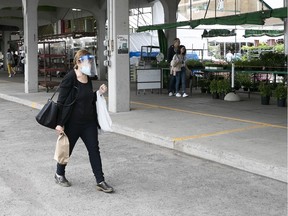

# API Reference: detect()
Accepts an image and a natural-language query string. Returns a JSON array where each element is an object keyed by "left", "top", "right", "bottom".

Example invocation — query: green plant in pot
[
  {"left": 273, "top": 84, "right": 287, "bottom": 107},
  {"left": 217, "top": 79, "right": 231, "bottom": 99},
  {"left": 236, "top": 73, "right": 251, "bottom": 91},
  {"left": 259, "top": 82, "right": 272, "bottom": 105},
  {"left": 198, "top": 78, "right": 209, "bottom": 93},
  {"left": 157, "top": 60, "right": 170, "bottom": 68},
  {"left": 209, "top": 79, "right": 219, "bottom": 99},
  {"left": 260, "top": 52, "right": 286, "bottom": 71},
  {"left": 151, "top": 60, "right": 170, "bottom": 68},
  {"left": 234, "top": 79, "right": 241, "bottom": 90},
  {"left": 234, "top": 60, "right": 245, "bottom": 71},
  {"left": 186, "top": 59, "right": 204, "bottom": 70}
]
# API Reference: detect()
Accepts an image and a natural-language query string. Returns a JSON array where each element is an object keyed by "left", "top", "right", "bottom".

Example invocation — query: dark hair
[
  {"left": 176, "top": 47, "right": 181, "bottom": 55},
  {"left": 179, "top": 45, "right": 186, "bottom": 55}
]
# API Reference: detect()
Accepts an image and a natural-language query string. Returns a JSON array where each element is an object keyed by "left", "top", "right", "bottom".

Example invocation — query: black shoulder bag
[{"left": 35, "top": 85, "right": 78, "bottom": 129}]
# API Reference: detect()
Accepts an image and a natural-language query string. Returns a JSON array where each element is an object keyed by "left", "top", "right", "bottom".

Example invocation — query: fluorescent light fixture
[{"left": 72, "top": 8, "right": 82, "bottom": 12}]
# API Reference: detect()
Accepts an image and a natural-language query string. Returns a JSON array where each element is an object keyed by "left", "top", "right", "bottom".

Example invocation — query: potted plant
[
  {"left": 274, "top": 84, "right": 287, "bottom": 107},
  {"left": 209, "top": 79, "right": 219, "bottom": 99},
  {"left": 217, "top": 79, "right": 231, "bottom": 100},
  {"left": 186, "top": 59, "right": 204, "bottom": 70},
  {"left": 236, "top": 73, "right": 251, "bottom": 91},
  {"left": 198, "top": 78, "right": 209, "bottom": 93},
  {"left": 233, "top": 79, "right": 241, "bottom": 90},
  {"left": 259, "top": 82, "right": 272, "bottom": 105},
  {"left": 151, "top": 60, "right": 170, "bottom": 89}
]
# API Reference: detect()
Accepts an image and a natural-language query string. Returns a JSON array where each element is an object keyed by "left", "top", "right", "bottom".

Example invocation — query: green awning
[
  {"left": 157, "top": 29, "right": 168, "bottom": 59},
  {"left": 244, "top": 29, "right": 284, "bottom": 38},
  {"left": 202, "top": 29, "right": 236, "bottom": 38},
  {"left": 271, "top": 7, "right": 288, "bottom": 19},
  {"left": 137, "top": 7, "right": 287, "bottom": 32},
  {"left": 137, "top": 20, "right": 191, "bottom": 32}
]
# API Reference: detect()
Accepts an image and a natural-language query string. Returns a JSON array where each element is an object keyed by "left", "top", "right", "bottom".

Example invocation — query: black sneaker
[
  {"left": 96, "top": 181, "right": 114, "bottom": 193},
  {"left": 54, "top": 173, "right": 71, "bottom": 187}
]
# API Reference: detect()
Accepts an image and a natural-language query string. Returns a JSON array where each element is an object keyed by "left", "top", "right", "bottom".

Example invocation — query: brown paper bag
[{"left": 54, "top": 132, "right": 69, "bottom": 164}]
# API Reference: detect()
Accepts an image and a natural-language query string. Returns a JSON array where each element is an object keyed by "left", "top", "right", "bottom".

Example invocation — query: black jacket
[
  {"left": 167, "top": 45, "right": 177, "bottom": 63},
  {"left": 56, "top": 70, "right": 99, "bottom": 127}
]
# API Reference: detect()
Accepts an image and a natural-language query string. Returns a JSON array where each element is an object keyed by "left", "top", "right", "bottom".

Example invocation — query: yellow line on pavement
[
  {"left": 31, "top": 102, "right": 37, "bottom": 109},
  {"left": 173, "top": 125, "right": 267, "bottom": 142},
  {"left": 131, "top": 101, "right": 287, "bottom": 129}
]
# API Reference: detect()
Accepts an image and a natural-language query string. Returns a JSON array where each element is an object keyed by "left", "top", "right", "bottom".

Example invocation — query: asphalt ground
[
  {"left": 0, "top": 71, "right": 287, "bottom": 183},
  {"left": 0, "top": 99, "right": 287, "bottom": 216}
]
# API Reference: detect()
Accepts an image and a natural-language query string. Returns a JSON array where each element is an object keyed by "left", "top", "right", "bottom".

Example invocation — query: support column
[
  {"left": 95, "top": 10, "right": 107, "bottom": 81},
  {"left": 22, "top": 0, "right": 39, "bottom": 93},
  {"left": 107, "top": 0, "right": 130, "bottom": 112},
  {"left": 162, "top": 0, "right": 180, "bottom": 46}
]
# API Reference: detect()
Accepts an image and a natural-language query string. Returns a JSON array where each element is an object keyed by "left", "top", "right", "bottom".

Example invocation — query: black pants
[
  {"left": 56, "top": 121, "right": 104, "bottom": 183},
  {"left": 168, "top": 74, "right": 176, "bottom": 93}
]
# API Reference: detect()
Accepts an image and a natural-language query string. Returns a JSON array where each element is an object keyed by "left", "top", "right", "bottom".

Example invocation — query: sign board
[
  {"left": 136, "top": 69, "right": 161, "bottom": 90},
  {"left": 11, "top": 34, "right": 20, "bottom": 41},
  {"left": 117, "top": 35, "right": 128, "bottom": 54}
]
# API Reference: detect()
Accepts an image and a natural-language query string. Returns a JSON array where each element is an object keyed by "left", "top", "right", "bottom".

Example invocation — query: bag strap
[
  {"left": 49, "top": 82, "right": 78, "bottom": 107},
  {"left": 50, "top": 85, "right": 60, "bottom": 100},
  {"left": 64, "top": 86, "right": 78, "bottom": 107}
]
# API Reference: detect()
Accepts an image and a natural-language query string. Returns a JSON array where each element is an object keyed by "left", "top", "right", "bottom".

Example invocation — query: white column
[
  {"left": 95, "top": 10, "right": 107, "bottom": 81},
  {"left": 22, "top": 0, "right": 39, "bottom": 93},
  {"left": 107, "top": 0, "right": 130, "bottom": 112}
]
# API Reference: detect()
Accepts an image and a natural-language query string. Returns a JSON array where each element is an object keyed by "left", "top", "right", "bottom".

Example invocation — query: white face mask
[
  {"left": 80, "top": 65, "right": 91, "bottom": 76},
  {"left": 78, "top": 55, "right": 97, "bottom": 77}
]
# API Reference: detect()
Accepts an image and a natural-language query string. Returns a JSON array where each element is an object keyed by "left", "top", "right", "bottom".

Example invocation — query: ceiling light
[{"left": 72, "top": 8, "right": 81, "bottom": 12}]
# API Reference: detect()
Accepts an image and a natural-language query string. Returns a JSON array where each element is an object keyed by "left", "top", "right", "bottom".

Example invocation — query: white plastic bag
[{"left": 96, "top": 90, "right": 113, "bottom": 132}]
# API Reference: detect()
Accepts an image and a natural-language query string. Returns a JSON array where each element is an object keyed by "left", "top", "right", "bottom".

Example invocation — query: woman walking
[{"left": 55, "top": 49, "right": 113, "bottom": 193}]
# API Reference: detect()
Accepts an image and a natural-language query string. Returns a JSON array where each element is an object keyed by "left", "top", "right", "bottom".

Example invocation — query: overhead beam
[{"left": 137, "top": 7, "right": 287, "bottom": 32}]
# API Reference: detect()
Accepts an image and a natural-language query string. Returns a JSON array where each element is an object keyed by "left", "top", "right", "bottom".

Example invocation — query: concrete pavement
[
  {"left": 0, "top": 71, "right": 287, "bottom": 183},
  {"left": 0, "top": 99, "right": 286, "bottom": 216}
]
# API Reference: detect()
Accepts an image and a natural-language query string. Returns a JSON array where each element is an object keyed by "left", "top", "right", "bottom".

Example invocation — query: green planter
[
  {"left": 277, "top": 98, "right": 286, "bottom": 107},
  {"left": 259, "top": 83, "right": 272, "bottom": 105},
  {"left": 236, "top": 73, "right": 252, "bottom": 90},
  {"left": 209, "top": 79, "right": 218, "bottom": 99},
  {"left": 217, "top": 79, "right": 231, "bottom": 100},
  {"left": 261, "top": 96, "right": 270, "bottom": 105},
  {"left": 273, "top": 84, "right": 287, "bottom": 104},
  {"left": 186, "top": 59, "right": 204, "bottom": 70},
  {"left": 259, "top": 83, "right": 272, "bottom": 97}
]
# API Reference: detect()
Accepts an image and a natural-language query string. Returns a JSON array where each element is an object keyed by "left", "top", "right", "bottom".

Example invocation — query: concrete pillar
[
  {"left": 0, "top": 31, "right": 3, "bottom": 65},
  {"left": 94, "top": 10, "right": 107, "bottom": 81},
  {"left": 161, "top": 0, "right": 179, "bottom": 47},
  {"left": 22, "top": 0, "right": 39, "bottom": 93},
  {"left": 107, "top": 0, "right": 130, "bottom": 112}
]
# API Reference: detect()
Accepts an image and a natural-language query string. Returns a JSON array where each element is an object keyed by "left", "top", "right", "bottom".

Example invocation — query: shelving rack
[{"left": 38, "top": 41, "right": 67, "bottom": 92}]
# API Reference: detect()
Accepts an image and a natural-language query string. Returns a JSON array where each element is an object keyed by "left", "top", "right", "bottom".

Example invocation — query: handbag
[
  {"left": 35, "top": 89, "right": 59, "bottom": 129},
  {"left": 96, "top": 90, "right": 113, "bottom": 132},
  {"left": 35, "top": 85, "right": 78, "bottom": 129}
]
